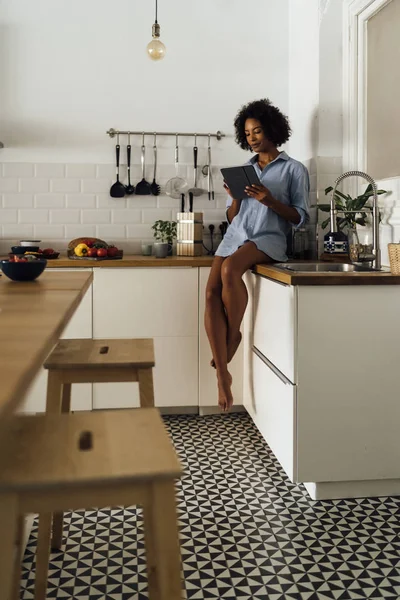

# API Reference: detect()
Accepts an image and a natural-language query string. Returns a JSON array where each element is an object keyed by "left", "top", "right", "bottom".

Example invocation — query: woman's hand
[
  {"left": 223, "top": 181, "right": 236, "bottom": 200},
  {"left": 245, "top": 184, "right": 273, "bottom": 205}
]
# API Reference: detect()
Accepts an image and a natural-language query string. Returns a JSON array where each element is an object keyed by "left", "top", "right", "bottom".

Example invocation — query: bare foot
[
  {"left": 217, "top": 371, "right": 233, "bottom": 413},
  {"left": 210, "top": 331, "right": 242, "bottom": 368}
]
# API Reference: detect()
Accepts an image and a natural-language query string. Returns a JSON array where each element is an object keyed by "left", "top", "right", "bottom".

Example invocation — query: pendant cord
[{"left": 155, "top": 0, "right": 158, "bottom": 23}]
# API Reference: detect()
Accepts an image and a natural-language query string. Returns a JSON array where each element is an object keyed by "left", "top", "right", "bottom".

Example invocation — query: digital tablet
[{"left": 220, "top": 165, "right": 261, "bottom": 200}]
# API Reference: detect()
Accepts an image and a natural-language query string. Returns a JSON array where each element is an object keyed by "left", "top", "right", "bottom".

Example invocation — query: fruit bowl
[{"left": 1, "top": 259, "right": 47, "bottom": 281}]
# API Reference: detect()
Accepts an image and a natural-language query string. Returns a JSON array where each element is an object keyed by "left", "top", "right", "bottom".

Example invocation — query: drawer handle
[{"left": 252, "top": 346, "right": 293, "bottom": 385}]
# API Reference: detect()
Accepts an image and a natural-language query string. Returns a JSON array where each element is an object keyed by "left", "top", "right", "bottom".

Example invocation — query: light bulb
[{"left": 147, "top": 23, "right": 166, "bottom": 61}]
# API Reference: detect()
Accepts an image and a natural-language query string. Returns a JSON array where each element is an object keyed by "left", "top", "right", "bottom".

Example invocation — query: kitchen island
[{"left": 0, "top": 271, "right": 93, "bottom": 425}]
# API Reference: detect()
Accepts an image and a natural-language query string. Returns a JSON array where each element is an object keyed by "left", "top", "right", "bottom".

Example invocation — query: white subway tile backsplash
[
  {"left": 3, "top": 194, "right": 34, "bottom": 208},
  {"left": 35, "top": 164, "right": 65, "bottom": 178},
  {"left": 96, "top": 225, "right": 127, "bottom": 239},
  {"left": 2, "top": 163, "right": 34, "bottom": 178},
  {"left": 82, "top": 179, "right": 111, "bottom": 194},
  {"left": 35, "top": 194, "right": 65, "bottom": 208},
  {"left": 67, "top": 194, "right": 96, "bottom": 209},
  {"left": 127, "top": 195, "right": 157, "bottom": 209},
  {"left": 19, "top": 209, "right": 49, "bottom": 224},
  {"left": 112, "top": 210, "right": 141, "bottom": 224},
  {"left": 141, "top": 209, "right": 172, "bottom": 224},
  {"left": 0, "top": 179, "right": 19, "bottom": 192},
  {"left": 65, "top": 225, "right": 96, "bottom": 239},
  {"left": 34, "top": 225, "right": 65, "bottom": 239},
  {"left": 66, "top": 164, "right": 96, "bottom": 179},
  {"left": 51, "top": 179, "right": 81, "bottom": 193},
  {"left": 217, "top": 196, "right": 229, "bottom": 210},
  {"left": 82, "top": 210, "right": 110, "bottom": 224},
  {"left": 157, "top": 195, "right": 182, "bottom": 209},
  {"left": 96, "top": 164, "right": 116, "bottom": 179},
  {"left": 97, "top": 193, "right": 127, "bottom": 209},
  {"left": 0, "top": 209, "right": 18, "bottom": 223},
  {"left": 20, "top": 179, "right": 49, "bottom": 193},
  {"left": 51, "top": 210, "right": 80, "bottom": 224},
  {"left": 3, "top": 224, "right": 34, "bottom": 238},
  {"left": 0, "top": 159, "right": 325, "bottom": 248},
  {"left": 126, "top": 224, "right": 153, "bottom": 239}
]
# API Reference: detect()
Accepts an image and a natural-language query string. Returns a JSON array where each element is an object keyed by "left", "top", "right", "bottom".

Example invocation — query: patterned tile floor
[{"left": 21, "top": 413, "right": 400, "bottom": 599}]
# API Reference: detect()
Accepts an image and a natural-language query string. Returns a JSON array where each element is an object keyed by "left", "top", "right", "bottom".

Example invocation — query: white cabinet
[
  {"left": 92, "top": 268, "right": 198, "bottom": 408},
  {"left": 19, "top": 269, "right": 93, "bottom": 414},
  {"left": 246, "top": 273, "right": 400, "bottom": 499},
  {"left": 198, "top": 267, "right": 243, "bottom": 408}
]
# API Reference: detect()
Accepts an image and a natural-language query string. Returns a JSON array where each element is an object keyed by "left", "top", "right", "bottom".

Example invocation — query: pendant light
[{"left": 147, "top": 0, "right": 166, "bottom": 61}]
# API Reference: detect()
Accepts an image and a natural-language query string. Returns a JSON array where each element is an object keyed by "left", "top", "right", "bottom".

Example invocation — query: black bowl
[
  {"left": 1, "top": 259, "right": 47, "bottom": 281},
  {"left": 11, "top": 245, "right": 40, "bottom": 254}
]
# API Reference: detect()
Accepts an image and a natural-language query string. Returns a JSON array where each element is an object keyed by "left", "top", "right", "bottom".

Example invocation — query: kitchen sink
[{"left": 274, "top": 262, "right": 377, "bottom": 273}]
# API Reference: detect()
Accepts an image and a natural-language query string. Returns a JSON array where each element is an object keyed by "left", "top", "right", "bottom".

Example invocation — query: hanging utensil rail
[{"left": 106, "top": 128, "right": 225, "bottom": 140}]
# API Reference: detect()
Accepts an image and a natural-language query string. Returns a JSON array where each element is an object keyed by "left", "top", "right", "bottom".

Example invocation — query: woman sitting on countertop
[{"left": 205, "top": 98, "right": 310, "bottom": 413}]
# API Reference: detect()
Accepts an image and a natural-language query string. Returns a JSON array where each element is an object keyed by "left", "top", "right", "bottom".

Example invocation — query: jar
[{"left": 293, "top": 228, "right": 309, "bottom": 260}]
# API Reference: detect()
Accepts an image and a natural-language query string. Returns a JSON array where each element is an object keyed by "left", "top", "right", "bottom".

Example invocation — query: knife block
[{"left": 176, "top": 212, "right": 203, "bottom": 256}]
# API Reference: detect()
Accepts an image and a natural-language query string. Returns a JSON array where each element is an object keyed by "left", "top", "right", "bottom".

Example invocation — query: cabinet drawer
[
  {"left": 253, "top": 275, "right": 295, "bottom": 382},
  {"left": 249, "top": 347, "right": 296, "bottom": 481}
]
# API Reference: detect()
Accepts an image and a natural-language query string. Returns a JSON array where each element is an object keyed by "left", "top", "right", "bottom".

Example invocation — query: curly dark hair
[{"left": 234, "top": 98, "right": 291, "bottom": 150}]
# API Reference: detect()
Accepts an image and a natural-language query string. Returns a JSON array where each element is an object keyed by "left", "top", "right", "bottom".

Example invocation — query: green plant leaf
[{"left": 321, "top": 217, "right": 330, "bottom": 229}]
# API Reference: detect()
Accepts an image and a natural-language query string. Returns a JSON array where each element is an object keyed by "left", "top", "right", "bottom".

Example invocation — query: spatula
[
  {"left": 135, "top": 133, "right": 151, "bottom": 195},
  {"left": 110, "top": 134, "right": 126, "bottom": 198},
  {"left": 150, "top": 133, "right": 161, "bottom": 196}
]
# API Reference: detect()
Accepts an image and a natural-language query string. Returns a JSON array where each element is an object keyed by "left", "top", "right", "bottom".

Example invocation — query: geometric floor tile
[{"left": 20, "top": 413, "right": 400, "bottom": 599}]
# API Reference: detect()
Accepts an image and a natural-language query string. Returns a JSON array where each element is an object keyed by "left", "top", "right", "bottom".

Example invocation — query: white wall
[
  {"left": 318, "top": 0, "right": 343, "bottom": 160},
  {"left": 0, "top": 0, "right": 290, "bottom": 250},
  {"left": 0, "top": 0, "right": 289, "bottom": 165},
  {"left": 288, "top": 0, "right": 319, "bottom": 163}
]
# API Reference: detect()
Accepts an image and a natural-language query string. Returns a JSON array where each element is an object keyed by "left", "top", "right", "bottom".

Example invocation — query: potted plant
[
  {"left": 319, "top": 184, "right": 387, "bottom": 261},
  {"left": 151, "top": 219, "right": 177, "bottom": 258}
]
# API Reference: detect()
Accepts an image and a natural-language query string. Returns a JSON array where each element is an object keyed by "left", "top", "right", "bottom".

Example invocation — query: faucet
[{"left": 330, "top": 170, "right": 381, "bottom": 270}]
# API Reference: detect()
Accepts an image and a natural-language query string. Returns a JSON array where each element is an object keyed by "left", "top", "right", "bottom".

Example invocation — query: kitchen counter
[
  {"left": 35, "top": 255, "right": 400, "bottom": 283},
  {"left": 44, "top": 255, "right": 215, "bottom": 268},
  {"left": 0, "top": 271, "right": 93, "bottom": 423},
  {"left": 254, "top": 263, "right": 400, "bottom": 285}
]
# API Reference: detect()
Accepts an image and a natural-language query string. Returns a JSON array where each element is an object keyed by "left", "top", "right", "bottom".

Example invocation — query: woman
[{"left": 205, "top": 98, "right": 310, "bottom": 413}]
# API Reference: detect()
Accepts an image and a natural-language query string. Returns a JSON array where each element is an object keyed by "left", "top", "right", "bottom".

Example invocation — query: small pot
[{"left": 154, "top": 242, "right": 172, "bottom": 259}]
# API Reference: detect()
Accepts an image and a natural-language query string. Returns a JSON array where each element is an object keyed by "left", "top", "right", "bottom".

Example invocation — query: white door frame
[
  {"left": 343, "top": 0, "right": 399, "bottom": 264},
  {"left": 343, "top": 0, "right": 395, "bottom": 172}
]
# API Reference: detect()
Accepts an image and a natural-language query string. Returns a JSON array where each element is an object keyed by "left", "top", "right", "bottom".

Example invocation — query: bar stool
[
  {"left": 0, "top": 408, "right": 183, "bottom": 600},
  {"left": 43, "top": 337, "right": 155, "bottom": 549}
]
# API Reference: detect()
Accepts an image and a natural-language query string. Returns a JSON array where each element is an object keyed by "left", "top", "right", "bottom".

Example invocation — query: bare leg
[
  {"left": 222, "top": 242, "right": 271, "bottom": 363},
  {"left": 204, "top": 257, "right": 233, "bottom": 412}
]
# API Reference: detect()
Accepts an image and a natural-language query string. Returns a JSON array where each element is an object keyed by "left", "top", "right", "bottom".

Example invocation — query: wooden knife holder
[{"left": 176, "top": 212, "right": 203, "bottom": 257}]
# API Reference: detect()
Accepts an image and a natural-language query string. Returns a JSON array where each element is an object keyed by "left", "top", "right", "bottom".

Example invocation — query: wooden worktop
[
  {"left": 41, "top": 254, "right": 400, "bottom": 284},
  {"left": 0, "top": 271, "right": 93, "bottom": 422},
  {"left": 44, "top": 255, "right": 215, "bottom": 268},
  {"left": 254, "top": 263, "right": 400, "bottom": 285}
]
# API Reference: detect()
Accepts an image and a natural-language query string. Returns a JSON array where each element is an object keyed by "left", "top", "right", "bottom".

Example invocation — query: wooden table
[{"left": 0, "top": 271, "right": 93, "bottom": 425}]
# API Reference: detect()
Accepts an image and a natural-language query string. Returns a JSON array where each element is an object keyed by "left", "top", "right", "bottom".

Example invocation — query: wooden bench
[{"left": 0, "top": 408, "right": 183, "bottom": 600}]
